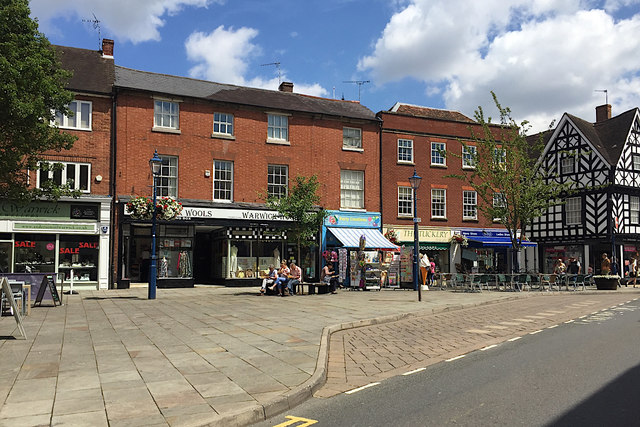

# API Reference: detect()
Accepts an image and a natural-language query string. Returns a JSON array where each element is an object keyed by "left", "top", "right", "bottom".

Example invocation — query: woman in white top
[{"left": 419, "top": 253, "right": 430, "bottom": 288}]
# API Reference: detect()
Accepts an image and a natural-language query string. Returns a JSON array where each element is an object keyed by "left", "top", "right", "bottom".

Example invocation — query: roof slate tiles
[{"left": 54, "top": 45, "right": 115, "bottom": 95}]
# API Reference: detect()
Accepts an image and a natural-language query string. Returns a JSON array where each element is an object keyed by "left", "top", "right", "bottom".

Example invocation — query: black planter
[{"left": 594, "top": 277, "right": 619, "bottom": 290}]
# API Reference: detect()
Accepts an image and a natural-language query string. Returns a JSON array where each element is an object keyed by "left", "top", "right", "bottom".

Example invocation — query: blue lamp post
[
  {"left": 148, "top": 150, "right": 162, "bottom": 300},
  {"left": 409, "top": 170, "right": 422, "bottom": 301}
]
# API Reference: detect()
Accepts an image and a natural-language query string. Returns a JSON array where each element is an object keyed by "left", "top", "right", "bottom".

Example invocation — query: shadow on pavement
[
  {"left": 546, "top": 363, "right": 640, "bottom": 426},
  {"left": 83, "top": 296, "right": 143, "bottom": 300}
]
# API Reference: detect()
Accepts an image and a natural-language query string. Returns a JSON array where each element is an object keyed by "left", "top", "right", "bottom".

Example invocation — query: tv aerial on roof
[
  {"left": 261, "top": 61, "right": 282, "bottom": 85},
  {"left": 343, "top": 80, "right": 370, "bottom": 102},
  {"left": 594, "top": 89, "right": 608, "bottom": 104},
  {"left": 82, "top": 13, "right": 101, "bottom": 51}
]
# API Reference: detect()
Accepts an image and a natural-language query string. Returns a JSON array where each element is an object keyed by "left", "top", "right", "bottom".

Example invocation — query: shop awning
[
  {"left": 467, "top": 235, "right": 537, "bottom": 248},
  {"left": 327, "top": 227, "right": 400, "bottom": 251}
]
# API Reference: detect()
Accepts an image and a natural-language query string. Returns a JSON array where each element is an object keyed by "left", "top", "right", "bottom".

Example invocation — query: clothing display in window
[
  {"left": 178, "top": 251, "right": 192, "bottom": 277},
  {"left": 338, "top": 248, "right": 348, "bottom": 283},
  {"left": 229, "top": 245, "right": 238, "bottom": 275},
  {"left": 160, "top": 256, "right": 168, "bottom": 278}
]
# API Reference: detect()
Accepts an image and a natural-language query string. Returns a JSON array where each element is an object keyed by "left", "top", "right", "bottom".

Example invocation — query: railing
[{"left": 435, "top": 273, "right": 594, "bottom": 292}]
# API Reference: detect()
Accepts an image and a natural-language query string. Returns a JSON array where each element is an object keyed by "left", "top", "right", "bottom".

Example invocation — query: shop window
[
  {"left": 398, "top": 186, "right": 413, "bottom": 217},
  {"left": 0, "top": 241, "right": 12, "bottom": 274},
  {"left": 398, "top": 139, "right": 413, "bottom": 163},
  {"left": 340, "top": 170, "right": 364, "bottom": 209},
  {"left": 58, "top": 235, "right": 99, "bottom": 282},
  {"left": 13, "top": 234, "right": 56, "bottom": 273}
]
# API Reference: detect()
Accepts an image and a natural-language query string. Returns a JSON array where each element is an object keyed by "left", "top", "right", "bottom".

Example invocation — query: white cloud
[
  {"left": 185, "top": 26, "right": 328, "bottom": 97},
  {"left": 358, "top": 0, "right": 640, "bottom": 132},
  {"left": 29, "top": 0, "right": 216, "bottom": 43}
]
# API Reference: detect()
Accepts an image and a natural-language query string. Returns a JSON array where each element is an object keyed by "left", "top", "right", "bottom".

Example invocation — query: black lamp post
[
  {"left": 148, "top": 150, "right": 162, "bottom": 300},
  {"left": 409, "top": 169, "right": 422, "bottom": 301}
]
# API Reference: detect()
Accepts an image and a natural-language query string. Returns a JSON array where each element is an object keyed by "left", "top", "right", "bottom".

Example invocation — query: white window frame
[
  {"left": 561, "top": 156, "right": 575, "bottom": 175},
  {"left": 493, "top": 148, "right": 506, "bottom": 166},
  {"left": 157, "top": 155, "right": 178, "bottom": 198},
  {"left": 267, "top": 114, "right": 289, "bottom": 142},
  {"left": 462, "top": 145, "right": 477, "bottom": 169},
  {"left": 431, "top": 189, "right": 446, "bottom": 219},
  {"left": 398, "top": 186, "right": 413, "bottom": 217},
  {"left": 343, "top": 127, "right": 363, "bottom": 150},
  {"left": 431, "top": 142, "right": 446, "bottom": 166},
  {"left": 154, "top": 100, "right": 180, "bottom": 130},
  {"left": 565, "top": 197, "right": 581, "bottom": 225},
  {"left": 631, "top": 196, "right": 640, "bottom": 224},
  {"left": 213, "top": 112, "right": 234, "bottom": 136},
  {"left": 213, "top": 160, "right": 233, "bottom": 202},
  {"left": 633, "top": 154, "right": 640, "bottom": 171},
  {"left": 37, "top": 161, "right": 91, "bottom": 193},
  {"left": 53, "top": 100, "right": 92, "bottom": 131},
  {"left": 398, "top": 139, "right": 414, "bottom": 164},
  {"left": 340, "top": 170, "right": 364, "bottom": 210},
  {"left": 493, "top": 192, "right": 506, "bottom": 221},
  {"left": 463, "top": 190, "right": 477, "bottom": 220},
  {"left": 267, "top": 165, "right": 288, "bottom": 198}
]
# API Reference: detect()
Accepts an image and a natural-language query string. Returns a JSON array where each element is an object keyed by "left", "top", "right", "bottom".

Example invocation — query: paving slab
[{"left": 0, "top": 285, "right": 637, "bottom": 426}]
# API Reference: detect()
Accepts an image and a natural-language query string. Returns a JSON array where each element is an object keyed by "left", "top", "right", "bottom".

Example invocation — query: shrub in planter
[{"left": 593, "top": 275, "right": 620, "bottom": 290}]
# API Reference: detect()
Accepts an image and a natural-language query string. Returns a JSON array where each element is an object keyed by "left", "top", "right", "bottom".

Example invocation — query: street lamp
[
  {"left": 148, "top": 150, "right": 162, "bottom": 300},
  {"left": 409, "top": 169, "right": 422, "bottom": 301}
]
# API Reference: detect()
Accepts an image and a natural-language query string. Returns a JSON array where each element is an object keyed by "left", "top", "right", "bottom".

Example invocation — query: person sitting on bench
[
  {"left": 287, "top": 261, "right": 302, "bottom": 295},
  {"left": 274, "top": 261, "right": 290, "bottom": 296},
  {"left": 321, "top": 263, "right": 338, "bottom": 294},
  {"left": 259, "top": 265, "right": 277, "bottom": 295}
]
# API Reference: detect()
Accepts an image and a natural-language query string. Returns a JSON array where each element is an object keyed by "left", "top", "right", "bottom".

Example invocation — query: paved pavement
[{"left": 0, "top": 285, "right": 637, "bottom": 427}]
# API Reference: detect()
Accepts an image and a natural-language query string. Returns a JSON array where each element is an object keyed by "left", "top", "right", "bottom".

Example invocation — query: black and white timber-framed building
[{"left": 531, "top": 104, "right": 640, "bottom": 274}]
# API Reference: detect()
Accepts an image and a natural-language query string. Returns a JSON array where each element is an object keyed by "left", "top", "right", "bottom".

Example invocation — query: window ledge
[
  {"left": 463, "top": 218, "right": 479, "bottom": 222},
  {"left": 430, "top": 164, "right": 447, "bottom": 169},
  {"left": 339, "top": 208, "right": 366, "bottom": 212},
  {"left": 213, "top": 199, "right": 233, "bottom": 203},
  {"left": 397, "top": 215, "right": 413, "bottom": 220},
  {"left": 343, "top": 147, "right": 364, "bottom": 152},
  {"left": 398, "top": 161, "right": 415, "bottom": 166},
  {"left": 431, "top": 217, "right": 448, "bottom": 221},
  {"left": 266, "top": 139, "right": 290, "bottom": 146},
  {"left": 55, "top": 126, "right": 92, "bottom": 132},
  {"left": 152, "top": 126, "right": 181, "bottom": 134},
  {"left": 462, "top": 166, "right": 476, "bottom": 170},
  {"left": 211, "top": 133, "right": 235, "bottom": 141}
]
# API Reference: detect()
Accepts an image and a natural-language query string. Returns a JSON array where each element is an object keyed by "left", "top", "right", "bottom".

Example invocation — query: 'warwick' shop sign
[{"left": 126, "top": 206, "right": 290, "bottom": 222}]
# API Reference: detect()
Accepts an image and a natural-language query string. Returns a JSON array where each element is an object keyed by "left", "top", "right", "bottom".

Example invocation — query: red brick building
[
  {"left": 112, "top": 67, "right": 380, "bottom": 286},
  {"left": 378, "top": 103, "right": 535, "bottom": 276},
  {"left": 0, "top": 40, "right": 115, "bottom": 289}
]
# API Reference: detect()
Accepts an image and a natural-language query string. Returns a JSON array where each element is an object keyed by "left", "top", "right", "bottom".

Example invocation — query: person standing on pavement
[
  {"left": 287, "top": 261, "right": 302, "bottom": 295},
  {"left": 601, "top": 253, "right": 611, "bottom": 274},
  {"left": 629, "top": 257, "right": 637, "bottom": 288},
  {"left": 419, "top": 252, "right": 430, "bottom": 289},
  {"left": 553, "top": 258, "right": 566, "bottom": 275}
]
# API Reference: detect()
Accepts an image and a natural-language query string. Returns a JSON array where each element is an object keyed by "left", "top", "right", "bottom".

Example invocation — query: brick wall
[
  {"left": 379, "top": 111, "right": 503, "bottom": 229},
  {"left": 114, "top": 90, "right": 380, "bottom": 211}
]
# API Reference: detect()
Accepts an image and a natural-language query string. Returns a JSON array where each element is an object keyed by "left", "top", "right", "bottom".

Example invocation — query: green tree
[
  {"left": 449, "top": 92, "right": 567, "bottom": 272},
  {"left": 265, "top": 175, "right": 327, "bottom": 274},
  {"left": 0, "top": 0, "right": 77, "bottom": 201}
]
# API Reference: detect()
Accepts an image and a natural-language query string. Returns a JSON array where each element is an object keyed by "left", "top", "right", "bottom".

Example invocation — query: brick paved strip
[{"left": 319, "top": 293, "right": 638, "bottom": 398}]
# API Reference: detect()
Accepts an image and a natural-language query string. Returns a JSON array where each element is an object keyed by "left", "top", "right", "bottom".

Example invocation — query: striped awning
[{"left": 327, "top": 227, "right": 400, "bottom": 251}]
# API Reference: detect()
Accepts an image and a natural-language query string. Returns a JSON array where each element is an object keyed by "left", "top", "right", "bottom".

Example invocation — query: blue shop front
[
  {"left": 457, "top": 228, "right": 537, "bottom": 273},
  {"left": 322, "top": 211, "right": 399, "bottom": 288}
]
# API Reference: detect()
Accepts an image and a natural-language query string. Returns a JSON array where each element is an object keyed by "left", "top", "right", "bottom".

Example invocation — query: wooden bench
[{"left": 296, "top": 282, "right": 328, "bottom": 295}]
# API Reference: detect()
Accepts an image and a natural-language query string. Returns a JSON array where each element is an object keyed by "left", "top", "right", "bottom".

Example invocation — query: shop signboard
[
  {"left": 390, "top": 226, "right": 451, "bottom": 243},
  {"left": 399, "top": 246, "right": 413, "bottom": 283},
  {"left": 324, "top": 211, "right": 381, "bottom": 228}
]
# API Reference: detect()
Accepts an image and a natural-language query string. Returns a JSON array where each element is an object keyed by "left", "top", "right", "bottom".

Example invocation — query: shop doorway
[{"left": 194, "top": 232, "right": 213, "bottom": 284}]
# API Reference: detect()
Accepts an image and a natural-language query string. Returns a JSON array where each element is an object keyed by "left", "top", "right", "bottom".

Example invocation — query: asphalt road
[{"left": 256, "top": 300, "right": 640, "bottom": 427}]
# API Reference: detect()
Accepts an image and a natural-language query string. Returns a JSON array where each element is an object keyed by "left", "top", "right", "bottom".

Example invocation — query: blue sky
[{"left": 30, "top": 0, "right": 640, "bottom": 132}]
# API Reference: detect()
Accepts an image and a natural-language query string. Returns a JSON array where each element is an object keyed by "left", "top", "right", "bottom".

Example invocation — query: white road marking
[
  {"left": 402, "top": 368, "right": 426, "bottom": 376},
  {"left": 446, "top": 355, "right": 466, "bottom": 362},
  {"left": 530, "top": 330, "right": 543, "bottom": 335},
  {"left": 508, "top": 336, "right": 522, "bottom": 342},
  {"left": 480, "top": 345, "right": 498, "bottom": 351},
  {"left": 345, "top": 382, "right": 380, "bottom": 394}
]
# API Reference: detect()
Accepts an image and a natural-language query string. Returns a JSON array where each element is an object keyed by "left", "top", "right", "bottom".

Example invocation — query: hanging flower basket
[
  {"left": 126, "top": 196, "right": 183, "bottom": 220},
  {"left": 384, "top": 229, "right": 399, "bottom": 244},
  {"left": 126, "top": 196, "right": 154, "bottom": 220},
  {"left": 449, "top": 233, "right": 469, "bottom": 247}
]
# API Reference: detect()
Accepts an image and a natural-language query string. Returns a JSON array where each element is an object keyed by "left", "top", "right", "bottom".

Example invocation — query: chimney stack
[
  {"left": 278, "top": 82, "right": 294, "bottom": 93},
  {"left": 595, "top": 104, "right": 611, "bottom": 122},
  {"left": 101, "top": 39, "right": 114, "bottom": 58}
]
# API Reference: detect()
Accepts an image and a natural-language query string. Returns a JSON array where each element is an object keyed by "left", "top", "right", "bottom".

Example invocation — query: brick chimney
[
  {"left": 596, "top": 104, "right": 611, "bottom": 122},
  {"left": 278, "top": 82, "right": 293, "bottom": 92},
  {"left": 101, "top": 39, "right": 114, "bottom": 58}
]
